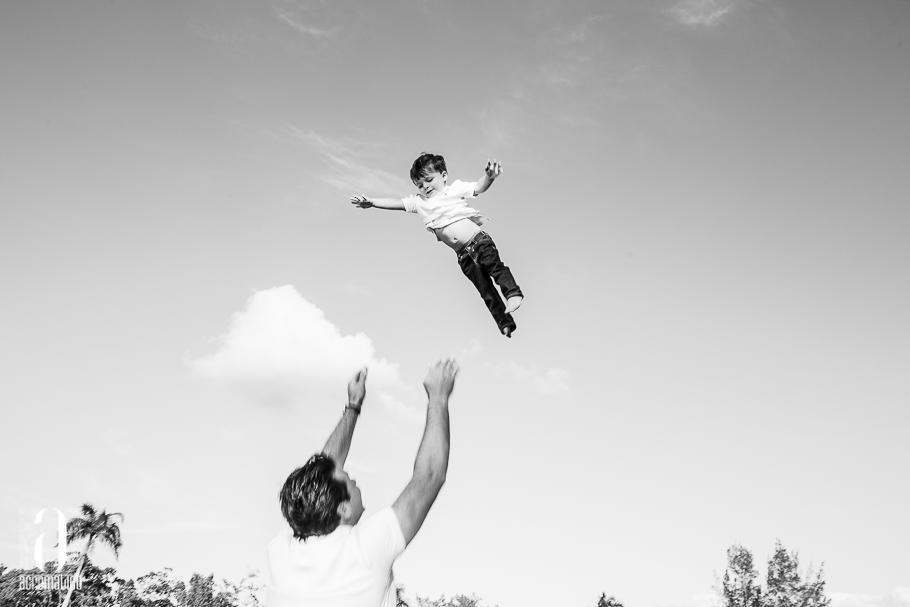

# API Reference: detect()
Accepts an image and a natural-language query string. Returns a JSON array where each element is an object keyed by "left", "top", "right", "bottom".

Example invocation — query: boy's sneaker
[{"left": 505, "top": 295, "right": 523, "bottom": 314}]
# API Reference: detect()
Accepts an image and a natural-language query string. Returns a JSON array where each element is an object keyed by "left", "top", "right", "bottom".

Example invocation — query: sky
[{"left": 1, "top": 1, "right": 908, "bottom": 606}]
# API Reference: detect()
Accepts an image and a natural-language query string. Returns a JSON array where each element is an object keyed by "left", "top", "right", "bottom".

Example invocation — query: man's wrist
[
  {"left": 427, "top": 396, "right": 449, "bottom": 408},
  {"left": 345, "top": 402, "right": 362, "bottom": 414}
]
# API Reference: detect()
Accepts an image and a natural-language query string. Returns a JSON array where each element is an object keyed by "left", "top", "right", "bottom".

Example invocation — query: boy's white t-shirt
[
  {"left": 267, "top": 506, "right": 406, "bottom": 607},
  {"left": 402, "top": 179, "right": 490, "bottom": 232}
]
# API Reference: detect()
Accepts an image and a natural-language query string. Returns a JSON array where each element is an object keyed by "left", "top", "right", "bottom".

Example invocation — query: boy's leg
[
  {"left": 473, "top": 233, "right": 523, "bottom": 301},
  {"left": 457, "top": 245, "right": 517, "bottom": 336}
]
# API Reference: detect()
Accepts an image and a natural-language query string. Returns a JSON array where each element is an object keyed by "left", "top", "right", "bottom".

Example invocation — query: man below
[{"left": 267, "top": 358, "right": 459, "bottom": 607}]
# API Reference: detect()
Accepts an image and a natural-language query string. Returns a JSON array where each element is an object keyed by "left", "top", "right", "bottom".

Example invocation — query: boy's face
[{"left": 413, "top": 170, "right": 447, "bottom": 199}]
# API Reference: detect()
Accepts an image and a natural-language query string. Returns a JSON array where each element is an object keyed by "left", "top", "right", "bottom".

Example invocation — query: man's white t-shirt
[
  {"left": 267, "top": 507, "right": 406, "bottom": 607},
  {"left": 401, "top": 179, "right": 490, "bottom": 232}
]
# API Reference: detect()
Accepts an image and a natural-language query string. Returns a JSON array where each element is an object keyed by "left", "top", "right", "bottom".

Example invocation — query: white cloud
[
  {"left": 670, "top": 0, "right": 741, "bottom": 28},
  {"left": 480, "top": 10, "right": 705, "bottom": 148},
  {"left": 558, "top": 14, "right": 608, "bottom": 45},
  {"left": 460, "top": 339, "right": 483, "bottom": 358},
  {"left": 536, "top": 367, "right": 570, "bottom": 394},
  {"left": 829, "top": 589, "right": 910, "bottom": 607},
  {"left": 493, "top": 361, "right": 571, "bottom": 395},
  {"left": 273, "top": 5, "right": 336, "bottom": 38},
  {"left": 282, "top": 127, "right": 410, "bottom": 195},
  {"left": 188, "top": 285, "right": 412, "bottom": 408},
  {"left": 480, "top": 96, "right": 532, "bottom": 149}
]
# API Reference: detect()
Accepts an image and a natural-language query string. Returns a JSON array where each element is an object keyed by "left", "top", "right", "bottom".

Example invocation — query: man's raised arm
[
  {"left": 322, "top": 367, "right": 368, "bottom": 467},
  {"left": 392, "top": 358, "right": 458, "bottom": 546}
]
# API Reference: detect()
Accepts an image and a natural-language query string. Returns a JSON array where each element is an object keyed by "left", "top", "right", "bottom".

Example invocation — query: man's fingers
[
  {"left": 444, "top": 357, "right": 458, "bottom": 378},
  {"left": 428, "top": 357, "right": 457, "bottom": 371}
]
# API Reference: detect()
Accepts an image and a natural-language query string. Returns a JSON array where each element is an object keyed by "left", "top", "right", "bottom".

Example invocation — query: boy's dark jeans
[{"left": 456, "top": 232, "right": 523, "bottom": 334}]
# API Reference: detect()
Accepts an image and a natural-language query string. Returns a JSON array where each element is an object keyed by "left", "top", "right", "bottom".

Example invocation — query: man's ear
[{"left": 337, "top": 500, "right": 351, "bottom": 523}]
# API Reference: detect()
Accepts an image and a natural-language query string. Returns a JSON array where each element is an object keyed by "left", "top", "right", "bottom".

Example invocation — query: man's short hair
[
  {"left": 410, "top": 153, "right": 447, "bottom": 182},
  {"left": 279, "top": 453, "right": 351, "bottom": 540}
]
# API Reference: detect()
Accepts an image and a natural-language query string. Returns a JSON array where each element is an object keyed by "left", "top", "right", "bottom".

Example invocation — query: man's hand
[
  {"left": 484, "top": 159, "right": 503, "bottom": 180},
  {"left": 323, "top": 367, "right": 368, "bottom": 465},
  {"left": 350, "top": 195, "right": 374, "bottom": 209},
  {"left": 423, "top": 358, "right": 459, "bottom": 402},
  {"left": 347, "top": 367, "right": 368, "bottom": 411}
]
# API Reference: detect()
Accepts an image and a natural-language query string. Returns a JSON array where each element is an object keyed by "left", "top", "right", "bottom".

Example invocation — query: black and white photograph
[{"left": 2, "top": 1, "right": 908, "bottom": 606}]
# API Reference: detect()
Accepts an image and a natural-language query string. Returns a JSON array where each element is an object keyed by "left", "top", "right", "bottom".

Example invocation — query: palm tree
[
  {"left": 60, "top": 503, "right": 123, "bottom": 607},
  {"left": 597, "top": 594, "right": 625, "bottom": 607}
]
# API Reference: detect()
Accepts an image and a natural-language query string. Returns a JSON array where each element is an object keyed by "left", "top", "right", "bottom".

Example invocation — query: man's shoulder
[
  {"left": 355, "top": 506, "right": 401, "bottom": 536},
  {"left": 269, "top": 508, "right": 401, "bottom": 549},
  {"left": 351, "top": 506, "right": 406, "bottom": 563},
  {"left": 268, "top": 524, "right": 293, "bottom": 547}
]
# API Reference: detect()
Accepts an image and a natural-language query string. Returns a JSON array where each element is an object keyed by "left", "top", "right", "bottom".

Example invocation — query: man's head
[
  {"left": 410, "top": 153, "right": 447, "bottom": 199},
  {"left": 279, "top": 453, "right": 364, "bottom": 540}
]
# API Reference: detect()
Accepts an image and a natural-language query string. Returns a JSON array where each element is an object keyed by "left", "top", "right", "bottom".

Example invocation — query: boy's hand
[
  {"left": 350, "top": 195, "right": 374, "bottom": 209},
  {"left": 423, "top": 358, "right": 459, "bottom": 402},
  {"left": 484, "top": 159, "right": 503, "bottom": 180}
]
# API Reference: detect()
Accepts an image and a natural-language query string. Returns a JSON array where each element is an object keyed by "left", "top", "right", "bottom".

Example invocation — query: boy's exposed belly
[{"left": 434, "top": 218, "right": 483, "bottom": 252}]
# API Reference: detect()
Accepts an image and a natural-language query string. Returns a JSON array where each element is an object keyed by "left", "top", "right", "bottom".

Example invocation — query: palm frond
[{"left": 64, "top": 503, "right": 124, "bottom": 559}]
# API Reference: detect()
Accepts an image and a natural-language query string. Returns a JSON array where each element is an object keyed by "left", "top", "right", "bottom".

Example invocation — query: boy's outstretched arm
[
  {"left": 350, "top": 195, "right": 405, "bottom": 211},
  {"left": 474, "top": 159, "right": 503, "bottom": 196}
]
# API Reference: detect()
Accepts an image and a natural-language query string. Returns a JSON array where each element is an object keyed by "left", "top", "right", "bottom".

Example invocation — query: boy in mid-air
[{"left": 351, "top": 153, "right": 523, "bottom": 337}]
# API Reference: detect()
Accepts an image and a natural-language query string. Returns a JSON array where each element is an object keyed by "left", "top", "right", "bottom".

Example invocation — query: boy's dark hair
[
  {"left": 410, "top": 153, "right": 447, "bottom": 182},
  {"left": 279, "top": 453, "right": 351, "bottom": 540}
]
